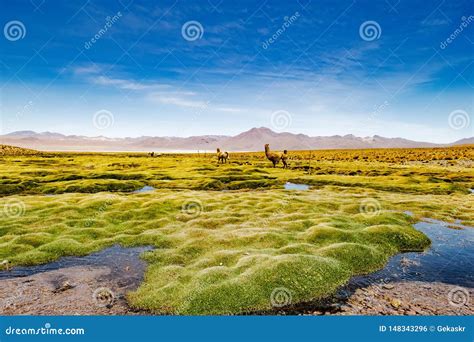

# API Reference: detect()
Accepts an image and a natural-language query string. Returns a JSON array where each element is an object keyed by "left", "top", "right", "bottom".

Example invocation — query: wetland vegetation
[{"left": 0, "top": 145, "right": 473, "bottom": 314}]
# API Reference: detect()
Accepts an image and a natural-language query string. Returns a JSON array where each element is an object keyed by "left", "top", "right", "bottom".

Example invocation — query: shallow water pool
[
  {"left": 0, "top": 245, "right": 153, "bottom": 285},
  {"left": 351, "top": 220, "right": 474, "bottom": 288},
  {"left": 284, "top": 182, "right": 310, "bottom": 190}
]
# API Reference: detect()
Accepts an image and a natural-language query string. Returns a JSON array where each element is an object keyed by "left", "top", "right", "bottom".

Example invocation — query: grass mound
[
  {"left": 0, "top": 145, "right": 40, "bottom": 156},
  {"left": 1, "top": 190, "right": 432, "bottom": 314}
]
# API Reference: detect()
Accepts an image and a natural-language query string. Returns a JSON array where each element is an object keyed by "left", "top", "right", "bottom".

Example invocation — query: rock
[
  {"left": 382, "top": 283, "right": 395, "bottom": 290},
  {"left": 52, "top": 281, "right": 74, "bottom": 293},
  {"left": 390, "top": 298, "right": 403, "bottom": 308}
]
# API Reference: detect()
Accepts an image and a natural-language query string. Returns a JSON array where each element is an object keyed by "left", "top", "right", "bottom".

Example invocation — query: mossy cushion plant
[{"left": 0, "top": 146, "right": 472, "bottom": 314}]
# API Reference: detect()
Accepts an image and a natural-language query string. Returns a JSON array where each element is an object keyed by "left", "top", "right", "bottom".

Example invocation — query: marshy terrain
[{"left": 0, "top": 145, "right": 473, "bottom": 315}]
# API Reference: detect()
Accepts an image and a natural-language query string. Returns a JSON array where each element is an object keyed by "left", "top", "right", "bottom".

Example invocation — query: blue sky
[{"left": 1, "top": 0, "right": 473, "bottom": 142}]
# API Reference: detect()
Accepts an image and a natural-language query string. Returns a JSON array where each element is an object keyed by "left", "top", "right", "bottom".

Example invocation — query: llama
[
  {"left": 265, "top": 144, "right": 288, "bottom": 168},
  {"left": 216, "top": 148, "right": 229, "bottom": 164}
]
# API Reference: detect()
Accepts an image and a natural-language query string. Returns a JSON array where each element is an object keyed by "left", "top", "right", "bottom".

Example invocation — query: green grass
[{"left": 0, "top": 147, "right": 473, "bottom": 314}]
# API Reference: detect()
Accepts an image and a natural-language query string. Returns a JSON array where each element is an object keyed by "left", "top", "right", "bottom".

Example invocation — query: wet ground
[
  {"left": 271, "top": 220, "right": 474, "bottom": 315},
  {"left": 0, "top": 246, "right": 152, "bottom": 315},
  {"left": 0, "top": 220, "right": 472, "bottom": 315}
]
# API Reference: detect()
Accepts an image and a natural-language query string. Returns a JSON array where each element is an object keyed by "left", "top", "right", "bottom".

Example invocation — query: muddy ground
[
  {"left": 0, "top": 266, "right": 146, "bottom": 315},
  {"left": 0, "top": 265, "right": 471, "bottom": 315}
]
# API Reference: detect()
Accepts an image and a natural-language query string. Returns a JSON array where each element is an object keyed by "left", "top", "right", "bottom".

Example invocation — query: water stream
[{"left": 0, "top": 245, "right": 153, "bottom": 289}]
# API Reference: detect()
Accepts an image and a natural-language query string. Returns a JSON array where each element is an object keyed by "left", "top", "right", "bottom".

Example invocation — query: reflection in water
[
  {"left": 350, "top": 220, "right": 474, "bottom": 288},
  {"left": 0, "top": 245, "right": 153, "bottom": 290}
]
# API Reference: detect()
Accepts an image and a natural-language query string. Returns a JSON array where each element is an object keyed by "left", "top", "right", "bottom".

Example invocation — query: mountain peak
[
  {"left": 234, "top": 127, "right": 277, "bottom": 138},
  {"left": 247, "top": 127, "right": 276, "bottom": 134},
  {"left": 4, "top": 130, "right": 37, "bottom": 136},
  {"left": 1, "top": 129, "right": 470, "bottom": 152}
]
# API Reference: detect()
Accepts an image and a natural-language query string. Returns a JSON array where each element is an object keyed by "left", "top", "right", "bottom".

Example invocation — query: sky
[{"left": 0, "top": 0, "right": 473, "bottom": 143}]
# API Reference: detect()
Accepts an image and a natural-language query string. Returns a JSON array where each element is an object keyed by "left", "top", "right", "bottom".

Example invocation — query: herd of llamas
[
  {"left": 149, "top": 144, "right": 289, "bottom": 168},
  {"left": 217, "top": 144, "right": 288, "bottom": 168}
]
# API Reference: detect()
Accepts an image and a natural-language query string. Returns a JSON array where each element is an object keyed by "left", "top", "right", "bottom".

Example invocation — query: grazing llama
[
  {"left": 264, "top": 144, "right": 288, "bottom": 168},
  {"left": 216, "top": 148, "right": 229, "bottom": 164}
]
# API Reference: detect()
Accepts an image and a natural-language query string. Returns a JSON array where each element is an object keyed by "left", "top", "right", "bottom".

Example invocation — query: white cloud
[
  {"left": 148, "top": 92, "right": 208, "bottom": 108},
  {"left": 72, "top": 65, "right": 102, "bottom": 75},
  {"left": 91, "top": 75, "right": 166, "bottom": 90},
  {"left": 215, "top": 106, "right": 243, "bottom": 113},
  {"left": 72, "top": 65, "right": 168, "bottom": 90}
]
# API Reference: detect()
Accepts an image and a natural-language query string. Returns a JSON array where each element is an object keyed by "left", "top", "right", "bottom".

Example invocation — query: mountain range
[{"left": 1, "top": 128, "right": 472, "bottom": 152}]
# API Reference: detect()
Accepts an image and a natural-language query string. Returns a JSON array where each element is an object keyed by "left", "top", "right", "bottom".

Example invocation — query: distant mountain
[
  {"left": 450, "top": 137, "right": 474, "bottom": 146},
  {"left": 0, "top": 128, "right": 471, "bottom": 152}
]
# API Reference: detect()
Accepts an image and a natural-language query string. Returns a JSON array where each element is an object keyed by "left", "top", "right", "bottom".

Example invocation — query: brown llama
[
  {"left": 216, "top": 148, "right": 229, "bottom": 164},
  {"left": 265, "top": 144, "right": 288, "bottom": 168}
]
